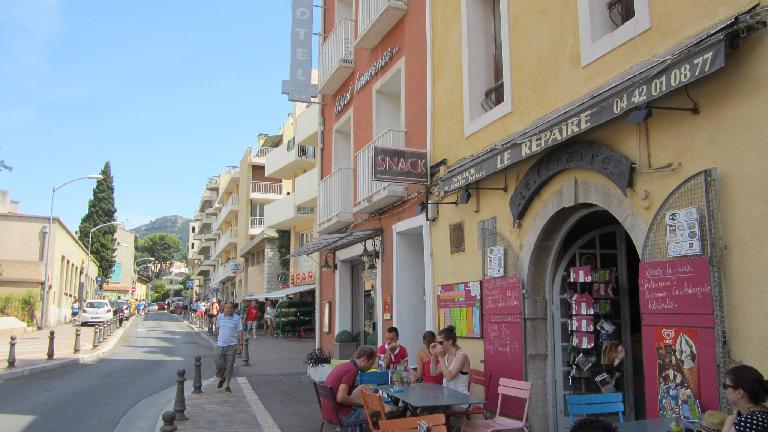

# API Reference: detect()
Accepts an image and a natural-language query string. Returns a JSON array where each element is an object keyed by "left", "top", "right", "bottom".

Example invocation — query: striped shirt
[{"left": 216, "top": 313, "right": 241, "bottom": 347}]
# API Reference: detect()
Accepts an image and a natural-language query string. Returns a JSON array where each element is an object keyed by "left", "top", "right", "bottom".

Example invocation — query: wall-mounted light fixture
[
  {"left": 456, "top": 180, "right": 508, "bottom": 205},
  {"left": 361, "top": 239, "right": 380, "bottom": 271},
  {"left": 626, "top": 86, "right": 701, "bottom": 124}
]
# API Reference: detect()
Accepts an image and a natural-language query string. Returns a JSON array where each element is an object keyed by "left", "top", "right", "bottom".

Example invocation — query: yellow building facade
[{"left": 429, "top": 1, "right": 768, "bottom": 429}]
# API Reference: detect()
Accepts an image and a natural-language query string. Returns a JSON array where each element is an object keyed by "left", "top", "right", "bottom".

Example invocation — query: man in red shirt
[
  {"left": 321, "top": 346, "right": 379, "bottom": 426},
  {"left": 377, "top": 326, "right": 409, "bottom": 370},
  {"left": 245, "top": 301, "right": 259, "bottom": 338}
]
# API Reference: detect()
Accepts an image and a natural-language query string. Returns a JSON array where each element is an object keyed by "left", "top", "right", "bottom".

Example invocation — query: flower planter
[
  {"left": 307, "top": 364, "right": 333, "bottom": 382},
  {"left": 333, "top": 341, "right": 357, "bottom": 360}
]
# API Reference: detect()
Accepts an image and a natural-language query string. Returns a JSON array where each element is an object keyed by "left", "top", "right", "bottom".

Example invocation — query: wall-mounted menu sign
[
  {"left": 437, "top": 281, "right": 481, "bottom": 338},
  {"left": 482, "top": 276, "right": 521, "bottom": 316},
  {"left": 372, "top": 147, "right": 428, "bottom": 184},
  {"left": 639, "top": 256, "right": 713, "bottom": 315}
]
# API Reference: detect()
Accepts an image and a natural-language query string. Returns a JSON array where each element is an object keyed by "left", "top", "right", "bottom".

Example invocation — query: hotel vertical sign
[{"left": 282, "top": 0, "right": 317, "bottom": 102}]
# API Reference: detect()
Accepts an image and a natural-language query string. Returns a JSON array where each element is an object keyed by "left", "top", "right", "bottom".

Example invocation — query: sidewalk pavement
[
  {"left": 0, "top": 317, "right": 134, "bottom": 380},
  {"left": 167, "top": 318, "right": 319, "bottom": 432}
]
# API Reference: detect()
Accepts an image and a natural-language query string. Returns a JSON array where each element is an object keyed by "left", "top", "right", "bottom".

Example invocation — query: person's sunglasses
[
  {"left": 436, "top": 340, "right": 444, "bottom": 345},
  {"left": 722, "top": 383, "right": 738, "bottom": 390}
]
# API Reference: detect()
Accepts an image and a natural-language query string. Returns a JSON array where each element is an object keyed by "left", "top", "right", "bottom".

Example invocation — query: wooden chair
[
  {"left": 461, "top": 378, "right": 532, "bottom": 432},
  {"left": 379, "top": 414, "right": 447, "bottom": 432},
  {"left": 565, "top": 392, "right": 625, "bottom": 427},
  {"left": 360, "top": 388, "right": 387, "bottom": 431},
  {"left": 446, "top": 368, "right": 491, "bottom": 423},
  {"left": 313, "top": 381, "right": 367, "bottom": 432}
]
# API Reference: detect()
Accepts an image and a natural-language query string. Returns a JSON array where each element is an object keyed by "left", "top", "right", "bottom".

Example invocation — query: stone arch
[{"left": 516, "top": 175, "right": 648, "bottom": 431}]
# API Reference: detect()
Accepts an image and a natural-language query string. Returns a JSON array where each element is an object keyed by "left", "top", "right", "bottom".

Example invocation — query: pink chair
[{"left": 461, "top": 378, "right": 531, "bottom": 432}]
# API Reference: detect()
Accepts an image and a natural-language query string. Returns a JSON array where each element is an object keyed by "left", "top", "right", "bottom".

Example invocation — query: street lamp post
[
  {"left": 41, "top": 174, "right": 103, "bottom": 329},
  {"left": 82, "top": 221, "right": 121, "bottom": 309}
]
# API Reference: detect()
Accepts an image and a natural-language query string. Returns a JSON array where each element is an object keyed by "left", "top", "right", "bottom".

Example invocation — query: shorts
[
  {"left": 246, "top": 320, "right": 258, "bottom": 330},
  {"left": 339, "top": 406, "right": 366, "bottom": 426}
]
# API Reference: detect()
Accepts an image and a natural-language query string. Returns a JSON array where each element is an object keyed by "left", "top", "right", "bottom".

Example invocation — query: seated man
[
  {"left": 321, "top": 346, "right": 394, "bottom": 426},
  {"left": 377, "top": 326, "right": 409, "bottom": 370}
]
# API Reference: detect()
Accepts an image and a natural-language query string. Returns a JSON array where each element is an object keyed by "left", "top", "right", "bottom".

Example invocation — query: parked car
[
  {"left": 79, "top": 300, "right": 112, "bottom": 326},
  {"left": 170, "top": 300, "right": 188, "bottom": 314},
  {"left": 147, "top": 303, "right": 158, "bottom": 312},
  {"left": 157, "top": 302, "right": 167, "bottom": 311}
]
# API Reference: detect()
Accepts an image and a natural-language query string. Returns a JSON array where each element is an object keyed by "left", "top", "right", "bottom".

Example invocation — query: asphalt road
[{"left": 0, "top": 312, "right": 217, "bottom": 432}]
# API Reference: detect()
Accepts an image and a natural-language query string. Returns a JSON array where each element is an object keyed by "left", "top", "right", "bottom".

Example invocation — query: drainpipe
[
  {"left": 315, "top": 0, "right": 325, "bottom": 350},
  {"left": 425, "top": 0, "right": 435, "bottom": 329}
]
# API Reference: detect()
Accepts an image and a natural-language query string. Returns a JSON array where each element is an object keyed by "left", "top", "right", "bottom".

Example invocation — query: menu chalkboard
[
  {"left": 639, "top": 256, "right": 713, "bottom": 315},
  {"left": 482, "top": 276, "right": 525, "bottom": 418}
]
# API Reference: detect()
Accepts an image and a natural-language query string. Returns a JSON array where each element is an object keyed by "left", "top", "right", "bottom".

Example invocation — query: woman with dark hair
[
  {"left": 429, "top": 325, "right": 471, "bottom": 393},
  {"left": 411, "top": 330, "right": 443, "bottom": 384},
  {"left": 722, "top": 364, "right": 768, "bottom": 432}
]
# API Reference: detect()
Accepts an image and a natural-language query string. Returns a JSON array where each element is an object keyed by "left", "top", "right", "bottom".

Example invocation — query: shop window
[
  {"left": 461, "top": 0, "right": 512, "bottom": 136},
  {"left": 449, "top": 222, "right": 466, "bottom": 254},
  {"left": 577, "top": 0, "right": 651, "bottom": 66}
]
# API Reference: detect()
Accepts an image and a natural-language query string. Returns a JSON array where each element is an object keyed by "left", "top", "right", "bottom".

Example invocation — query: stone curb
[{"left": 0, "top": 316, "right": 138, "bottom": 381}]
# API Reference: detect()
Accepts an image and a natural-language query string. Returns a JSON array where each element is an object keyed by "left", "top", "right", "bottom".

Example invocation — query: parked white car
[{"left": 78, "top": 300, "right": 112, "bottom": 326}]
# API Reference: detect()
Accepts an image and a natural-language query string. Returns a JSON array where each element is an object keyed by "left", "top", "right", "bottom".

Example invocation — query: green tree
[
  {"left": 149, "top": 280, "right": 169, "bottom": 303},
  {"left": 137, "top": 232, "right": 181, "bottom": 278},
  {"left": 77, "top": 161, "right": 117, "bottom": 279}
]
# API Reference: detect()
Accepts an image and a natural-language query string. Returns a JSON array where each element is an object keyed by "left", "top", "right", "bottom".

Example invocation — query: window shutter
[{"left": 449, "top": 222, "right": 466, "bottom": 254}]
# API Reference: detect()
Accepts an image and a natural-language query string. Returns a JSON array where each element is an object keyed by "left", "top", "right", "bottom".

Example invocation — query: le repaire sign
[
  {"left": 372, "top": 147, "right": 428, "bottom": 184},
  {"left": 440, "top": 39, "right": 725, "bottom": 193}
]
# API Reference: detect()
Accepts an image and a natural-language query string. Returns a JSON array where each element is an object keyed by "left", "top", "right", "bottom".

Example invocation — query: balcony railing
[
  {"left": 357, "top": 0, "right": 408, "bottom": 49},
  {"left": 213, "top": 227, "right": 238, "bottom": 259},
  {"left": 265, "top": 140, "right": 317, "bottom": 179},
  {"left": 250, "top": 217, "right": 265, "bottom": 230},
  {"left": 251, "top": 181, "right": 282, "bottom": 196},
  {"left": 319, "top": 18, "right": 355, "bottom": 94},
  {"left": 318, "top": 168, "right": 353, "bottom": 229},
  {"left": 214, "top": 195, "right": 239, "bottom": 231},
  {"left": 355, "top": 129, "right": 406, "bottom": 208},
  {"left": 253, "top": 147, "right": 274, "bottom": 159}
]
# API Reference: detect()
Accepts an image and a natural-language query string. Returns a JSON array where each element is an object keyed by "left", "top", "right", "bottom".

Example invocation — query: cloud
[{"left": 0, "top": 0, "right": 59, "bottom": 80}]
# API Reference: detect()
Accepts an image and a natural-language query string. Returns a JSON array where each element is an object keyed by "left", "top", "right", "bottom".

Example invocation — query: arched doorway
[{"left": 548, "top": 209, "right": 643, "bottom": 429}]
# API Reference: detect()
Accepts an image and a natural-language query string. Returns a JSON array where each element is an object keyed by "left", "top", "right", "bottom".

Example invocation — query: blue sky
[{"left": 0, "top": 0, "right": 296, "bottom": 230}]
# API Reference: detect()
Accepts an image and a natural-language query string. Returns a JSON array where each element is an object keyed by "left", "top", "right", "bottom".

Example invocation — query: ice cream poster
[{"left": 655, "top": 327, "right": 700, "bottom": 417}]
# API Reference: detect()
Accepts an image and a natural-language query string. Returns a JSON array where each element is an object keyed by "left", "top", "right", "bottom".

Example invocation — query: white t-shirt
[{"left": 265, "top": 306, "right": 275, "bottom": 319}]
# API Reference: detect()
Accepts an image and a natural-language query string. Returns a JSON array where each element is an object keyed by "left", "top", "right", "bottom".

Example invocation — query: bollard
[
  {"left": 97, "top": 325, "right": 103, "bottom": 344},
  {"left": 198, "top": 316, "right": 203, "bottom": 329},
  {"left": 109, "top": 319, "right": 114, "bottom": 335},
  {"left": 207, "top": 317, "right": 213, "bottom": 335},
  {"left": 160, "top": 411, "right": 177, "bottom": 432},
  {"left": 47, "top": 330, "right": 55, "bottom": 360},
  {"left": 73, "top": 327, "right": 81, "bottom": 353},
  {"left": 92, "top": 325, "right": 100, "bottom": 349},
  {"left": 242, "top": 335, "right": 250, "bottom": 366},
  {"left": 173, "top": 369, "right": 188, "bottom": 420},
  {"left": 7, "top": 335, "right": 17, "bottom": 368},
  {"left": 192, "top": 356, "right": 203, "bottom": 394}
]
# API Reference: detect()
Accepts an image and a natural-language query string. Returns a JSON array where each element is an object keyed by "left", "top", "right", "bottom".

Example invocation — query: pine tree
[{"left": 78, "top": 161, "right": 117, "bottom": 279}]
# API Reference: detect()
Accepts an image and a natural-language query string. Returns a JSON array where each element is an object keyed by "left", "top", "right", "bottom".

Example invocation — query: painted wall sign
[
  {"left": 334, "top": 46, "right": 399, "bottom": 114},
  {"left": 440, "top": 39, "right": 725, "bottom": 193},
  {"left": 281, "top": 0, "right": 318, "bottom": 102},
  {"left": 290, "top": 271, "right": 315, "bottom": 286},
  {"left": 638, "top": 256, "right": 713, "bottom": 315},
  {"left": 509, "top": 141, "right": 632, "bottom": 220},
  {"left": 372, "top": 146, "right": 428, "bottom": 184}
]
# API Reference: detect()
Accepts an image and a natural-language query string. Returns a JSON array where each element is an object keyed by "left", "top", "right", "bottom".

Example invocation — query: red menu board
[
  {"left": 482, "top": 277, "right": 525, "bottom": 418},
  {"left": 639, "top": 256, "right": 713, "bottom": 315},
  {"left": 437, "top": 281, "right": 482, "bottom": 338}
]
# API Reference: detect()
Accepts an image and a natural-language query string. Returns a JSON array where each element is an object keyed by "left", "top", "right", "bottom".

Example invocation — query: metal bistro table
[
  {"left": 375, "top": 383, "right": 484, "bottom": 414},
  {"left": 616, "top": 417, "right": 699, "bottom": 431}
]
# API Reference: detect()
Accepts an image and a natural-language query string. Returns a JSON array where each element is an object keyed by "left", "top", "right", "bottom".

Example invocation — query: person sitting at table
[
  {"left": 378, "top": 326, "right": 409, "bottom": 370},
  {"left": 411, "top": 330, "right": 443, "bottom": 384},
  {"left": 721, "top": 364, "right": 768, "bottom": 432},
  {"left": 321, "top": 345, "right": 397, "bottom": 427},
  {"left": 429, "top": 325, "right": 471, "bottom": 431}
]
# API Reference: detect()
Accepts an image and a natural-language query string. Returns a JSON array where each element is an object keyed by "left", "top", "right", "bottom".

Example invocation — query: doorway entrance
[
  {"left": 350, "top": 261, "right": 377, "bottom": 347},
  {"left": 550, "top": 209, "right": 643, "bottom": 429}
]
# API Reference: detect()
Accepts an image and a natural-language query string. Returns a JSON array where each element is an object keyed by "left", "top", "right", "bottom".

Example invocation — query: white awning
[{"left": 255, "top": 284, "right": 316, "bottom": 299}]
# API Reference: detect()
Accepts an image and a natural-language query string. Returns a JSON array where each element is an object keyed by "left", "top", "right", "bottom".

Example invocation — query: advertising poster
[
  {"left": 437, "top": 281, "right": 481, "bottom": 338},
  {"left": 655, "top": 327, "right": 700, "bottom": 418}
]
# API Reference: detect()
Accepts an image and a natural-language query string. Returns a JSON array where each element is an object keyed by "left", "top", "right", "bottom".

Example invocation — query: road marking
[{"left": 238, "top": 376, "right": 281, "bottom": 432}]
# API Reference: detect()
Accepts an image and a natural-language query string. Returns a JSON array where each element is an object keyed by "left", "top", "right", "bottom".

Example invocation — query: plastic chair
[
  {"left": 461, "top": 378, "right": 531, "bottom": 432},
  {"left": 565, "top": 392, "right": 625, "bottom": 426},
  {"left": 358, "top": 371, "right": 390, "bottom": 385},
  {"left": 379, "top": 414, "right": 446, "bottom": 432},
  {"left": 313, "top": 381, "right": 367, "bottom": 432}
]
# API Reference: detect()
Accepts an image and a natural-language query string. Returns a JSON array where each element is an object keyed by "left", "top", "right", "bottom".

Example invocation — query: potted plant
[
  {"left": 305, "top": 347, "right": 333, "bottom": 382},
  {"left": 333, "top": 330, "right": 357, "bottom": 360}
]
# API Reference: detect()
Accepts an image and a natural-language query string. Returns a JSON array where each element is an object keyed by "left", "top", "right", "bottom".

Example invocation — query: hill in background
[{"left": 131, "top": 215, "right": 190, "bottom": 245}]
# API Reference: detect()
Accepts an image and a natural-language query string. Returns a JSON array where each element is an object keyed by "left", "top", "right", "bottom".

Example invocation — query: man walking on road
[
  {"left": 245, "top": 301, "right": 259, "bottom": 338},
  {"left": 215, "top": 302, "right": 242, "bottom": 393}
]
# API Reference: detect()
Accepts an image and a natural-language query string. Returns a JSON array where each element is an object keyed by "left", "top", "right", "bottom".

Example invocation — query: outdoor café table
[
  {"left": 616, "top": 417, "right": 699, "bottom": 431},
  {"left": 374, "top": 383, "right": 484, "bottom": 414}
]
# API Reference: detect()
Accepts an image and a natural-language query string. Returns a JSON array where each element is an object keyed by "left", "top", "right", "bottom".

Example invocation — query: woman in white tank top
[{"left": 429, "top": 325, "right": 471, "bottom": 393}]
